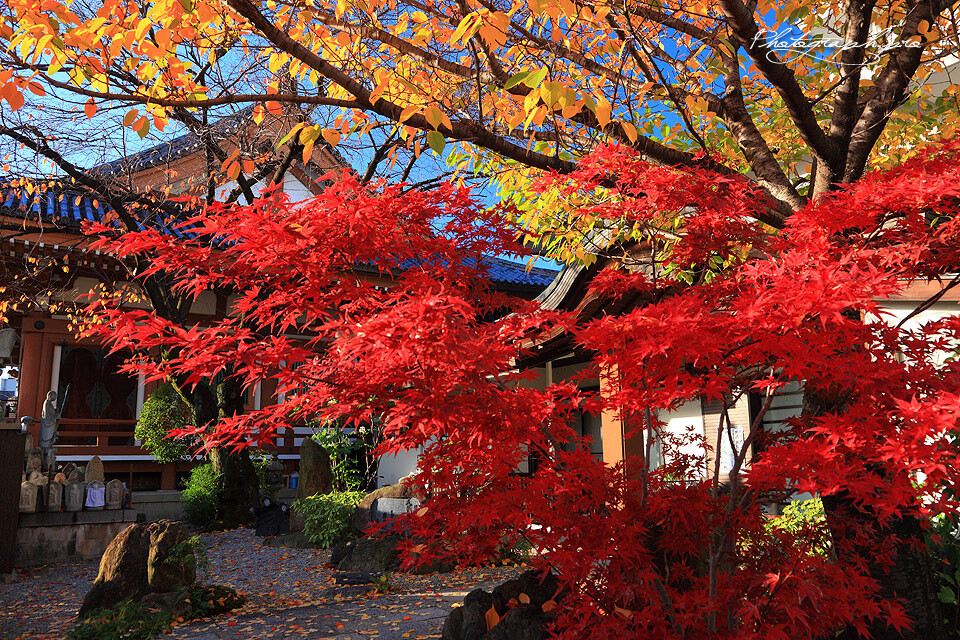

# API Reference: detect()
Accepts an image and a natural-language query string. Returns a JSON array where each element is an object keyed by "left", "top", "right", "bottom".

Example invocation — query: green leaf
[
  {"left": 524, "top": 67, "right": 548, "bottom": 88},
  {"left": 504, "top": 70, "right": 531, "bottom": 89},
  {"left": 938, "top": 586, "right": 956, "bottom": 604},
  {"left": 427, "top": 130, "right": 445, "bottom": 154}
]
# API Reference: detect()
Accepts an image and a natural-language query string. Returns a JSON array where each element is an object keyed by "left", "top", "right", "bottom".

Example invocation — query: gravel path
[{"left": 0, "top": 528, "right": 524, "bottom": 640}]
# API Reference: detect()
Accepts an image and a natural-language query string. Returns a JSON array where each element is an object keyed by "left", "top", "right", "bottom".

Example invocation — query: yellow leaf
[
  {"left": 398, "top": 104, "right": 419, "bottom": 123},
  {"left": 620, "top": 120, "right": 638, "bottom": 143},
  {"left": 424, "top": 105, "right": 445, "bottom": 130},
  {"left": 321, "top": 129, "right": 341, "bottom": 147},
  {"left": 542, "top": 599, "right": 557, "bottom": 613},
  {"left": 596, "top": 98, "right": 611, "bottom": 128},
  {"left": 518, "top": 593, "right": 530, "bottom": 604}
]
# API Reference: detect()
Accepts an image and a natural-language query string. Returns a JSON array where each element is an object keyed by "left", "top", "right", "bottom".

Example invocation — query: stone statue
[
  {"left": 38, "top": 388, "right": 67, "bottom": 470},
  {"left": 38, "top": 391, "right": 60, "bottom": 449}
]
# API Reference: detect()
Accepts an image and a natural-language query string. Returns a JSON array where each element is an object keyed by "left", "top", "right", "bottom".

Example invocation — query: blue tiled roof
[
  {"left": 482, "top": 255, "right": 558, "bottom": 288},
  {"left": 0, "top": 185, "right": 197, "bottom": 238}
]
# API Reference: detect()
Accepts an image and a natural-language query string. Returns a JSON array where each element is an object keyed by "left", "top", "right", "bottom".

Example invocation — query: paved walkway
[{"left": 0, "top": 528, "right": 523, "bottom": 640}]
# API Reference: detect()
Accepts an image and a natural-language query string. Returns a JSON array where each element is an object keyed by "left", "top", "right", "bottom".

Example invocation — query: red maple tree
[{"left": 80, "top": 140, "right": 960, "bottom": 639}]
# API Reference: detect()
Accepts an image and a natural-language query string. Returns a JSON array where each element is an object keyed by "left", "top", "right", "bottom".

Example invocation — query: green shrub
[
  {"left": 165, "top": 535, "right": 208, "bottom": 581},
  {"left": 136, "top": 383, "right": 194, "bottom": 464},
  {"left": 181, "top": 463, "right": 220, "bottom": 529},
  {"left": 293, "top": 490, "right": 365, "bottom": 548},
  {"left": 313, "top": 424, "right": 364, "bottom": 491}
]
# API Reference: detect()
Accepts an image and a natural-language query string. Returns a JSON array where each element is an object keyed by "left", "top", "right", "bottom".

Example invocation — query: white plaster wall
[
  {"left": 283, "top": 173, "right": 315, "bottom": 203},
  {"left": 655, "top": 400, "right": 706, "bottom": 470},
  {"left": 377, "top": 447, "right": 421, "bottom": 488}
]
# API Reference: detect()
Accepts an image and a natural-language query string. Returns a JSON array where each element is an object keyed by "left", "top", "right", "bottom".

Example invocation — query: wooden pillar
[
  {"left": 161, "top": 463, "right": 176, "bottom": 490},
  {"left": 0, "top": 425, "right": 25, "bottom": 578}
]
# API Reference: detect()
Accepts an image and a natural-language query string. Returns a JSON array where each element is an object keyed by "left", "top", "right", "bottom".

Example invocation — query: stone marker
[
  {"left": 105, "top": 479, "right": 123, "bottom": 510},
  {"left": 85, "top": 480, "right": 105, "bottom": 510},
  {"left": 65, "top": 481, "right": 83, "bottom": 512},
  {"left": 353, "top": 477, "right": 420, "bottom": 534},
  {"left": 19, "top": 481, "right": 38, "bottom": 513},
  {"left": 297, "top": 438, "right": 332, "bottom": 501},
  {"left": 85, "top": 456, "right": 105, "bottom": 483},
  {"left": 62, "top": 462, "right": 78, "bottom": 482},
  {"left": 48, "top": 481, "right": 63, "bottom": 512},
  {"left": 371, "top": 497, "right": 421, "bottom": 523},
  {"left": 25, "top": 448, "right": 42, "bottom": 474},
  {"left": 27, "top": 470, "right": 45, "bottom": 484}
]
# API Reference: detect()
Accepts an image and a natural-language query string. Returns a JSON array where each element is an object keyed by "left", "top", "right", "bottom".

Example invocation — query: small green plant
[
  {"left": 371, "top": 572, "right": 394, "bottom": 594},
  {"left": 313, "top": 424, "right": 364, "bottom": 491},
  {"left": 69, "top": 586, "right": 245, "bottom": 640},
  {"left": 293, "top": 490, "right": 365, "bottom": 548},
  {"left": 181, "top": 463, "right": 220, "bottom": 529},
  {"left": 765, "top": 496, "right": 830, "bottom": 557},
  {"left": 69, "top": 600, "right": 173, "bottom": 640},
  {"left": 165, "top": 535, "right": 208, "bottom": 582},
  {"left": 135, "top": 383, "right": 194, "bottom": 463},
  {"left": 179, "top": 584, "right": 246, "bottom": 618}
]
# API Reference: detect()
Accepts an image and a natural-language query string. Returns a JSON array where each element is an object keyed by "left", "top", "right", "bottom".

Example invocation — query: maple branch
[{"left": 895, "top": 272, "right": 960, "bottom": 330}]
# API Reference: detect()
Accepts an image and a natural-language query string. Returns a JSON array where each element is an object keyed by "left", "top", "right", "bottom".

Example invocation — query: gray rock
[
  {"left": 297, "top": 438, "right": 332, "bottom": 500},
  {"left": 441, "top": 571, "right": 560, "bottom": 640},
  {"left": 483, "top": 604, "right": 548, "bottom": 640}
]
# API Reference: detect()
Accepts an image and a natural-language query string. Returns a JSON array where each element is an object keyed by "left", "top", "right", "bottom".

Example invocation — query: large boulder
[
  {"left": 79, "top": 521, "right": 196, "bottom": 617},
  {"left": 352, "top": 477, "right": 420, "bottom": 534},
  {"left": 297, "top": 438, "right": 333, "bottom": 501},
  {"left": 147, "top": 520, "right": 196, "bottom": 592},
  {"left": 441, "top": 570, "right": 561, "bottom": 640}
]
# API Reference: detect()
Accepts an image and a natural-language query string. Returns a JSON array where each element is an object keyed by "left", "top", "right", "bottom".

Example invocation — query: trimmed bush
[
  {"left": 136, "top": 383, "right": 194, "bottom": 463},
  {"left": 293, "top": 491, "right": 365, "bottom": 548},
  {"left": 181, "top": 463, "right": 220, "bottom": 529}
]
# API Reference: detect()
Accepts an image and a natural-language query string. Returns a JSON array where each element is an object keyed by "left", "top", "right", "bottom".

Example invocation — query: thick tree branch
[
  {"left": 844, "top": 0, "right": 950, "bottom": 182},
  {"left": 719, "top": 0, "right": 840, "bottom": 172}
]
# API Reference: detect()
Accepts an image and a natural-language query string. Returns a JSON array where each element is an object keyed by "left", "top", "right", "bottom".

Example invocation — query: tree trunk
[
  {"left": 175, "top": 375, "right": 260, "bottom": 529},
  {"left": 209, "top": 379, "right": 260, "bottom": 528}
]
